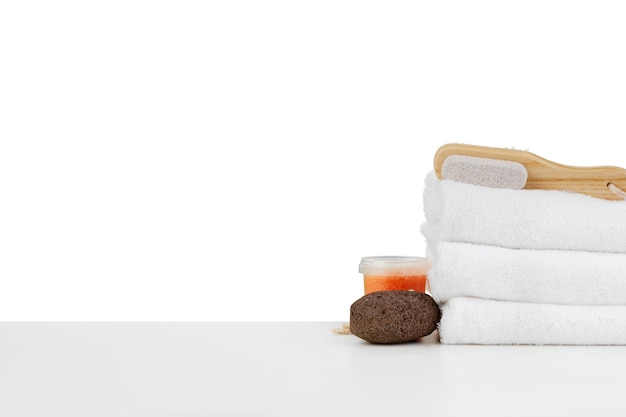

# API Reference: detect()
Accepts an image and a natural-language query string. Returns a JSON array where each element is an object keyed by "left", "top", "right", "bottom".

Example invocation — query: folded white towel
[
  {"left": 439, "top": 297, "right": 626, "bottom": 345},
  {"left": 421, "top": 172, "right": 626, "bottom": 253},
  {"left": 427, "top": 241, "right": 626, "bottom": 305}
]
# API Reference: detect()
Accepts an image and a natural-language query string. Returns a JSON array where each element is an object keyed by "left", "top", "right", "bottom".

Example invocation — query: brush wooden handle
[{"left": 434, "top": 143, "right": 626, "bottom": 200}]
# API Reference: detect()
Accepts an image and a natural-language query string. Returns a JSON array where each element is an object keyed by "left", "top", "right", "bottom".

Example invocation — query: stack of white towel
[{"left": 421, "top": 172, "right": 626, "bottom": 345}]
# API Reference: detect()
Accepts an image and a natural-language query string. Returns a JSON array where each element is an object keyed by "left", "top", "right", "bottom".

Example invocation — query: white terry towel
[
  {"left": 439, "top": 297, "right": 626, "bottom": 345},
  {"left": 427, "top": 241, "right": 626, "bottom": 305},
  {"left": 421, "top": 172, "right": 626, "bottom": 253}
]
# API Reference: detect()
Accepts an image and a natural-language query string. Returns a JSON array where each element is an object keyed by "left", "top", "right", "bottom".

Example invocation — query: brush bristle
[{"left": 441, "top": 155, "right": 528, "bottom": 189}]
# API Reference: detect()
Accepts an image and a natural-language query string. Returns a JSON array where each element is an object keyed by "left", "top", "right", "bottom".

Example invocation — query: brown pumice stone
[{"left": 350, "top": 291, "right": 441, "bottom": 344}]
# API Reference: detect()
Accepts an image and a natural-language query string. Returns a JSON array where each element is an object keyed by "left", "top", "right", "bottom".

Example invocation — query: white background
[{"left": 1, "top": 1, "right": 625, "bottom": 321}]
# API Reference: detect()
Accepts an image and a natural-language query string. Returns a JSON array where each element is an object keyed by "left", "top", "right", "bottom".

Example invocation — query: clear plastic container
[{"left": 359, "top": 256, "right": 430, "bottom": 295}]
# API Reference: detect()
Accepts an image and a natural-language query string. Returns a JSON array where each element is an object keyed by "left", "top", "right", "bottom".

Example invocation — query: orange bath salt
[
  {"left": 363, "top": 274, "right": 427, "bottom": 294},
  {"left": 359, "top": 256, "right": 430, "bottom": 295}
]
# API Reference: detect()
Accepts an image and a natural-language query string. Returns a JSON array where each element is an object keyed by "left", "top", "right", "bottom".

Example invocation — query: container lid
[{"left": 359, "top": 256, "right": 430, "bottom": 275}]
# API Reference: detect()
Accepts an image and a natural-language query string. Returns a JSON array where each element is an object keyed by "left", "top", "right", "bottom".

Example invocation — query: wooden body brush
[{"left": 434, "top": 143, "right": 626, "bottom": 201}]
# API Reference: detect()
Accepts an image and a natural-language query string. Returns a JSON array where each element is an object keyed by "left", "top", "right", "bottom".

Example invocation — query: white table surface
[{"left": 1, "top": 322, "right": 625, "bottom": 417}]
